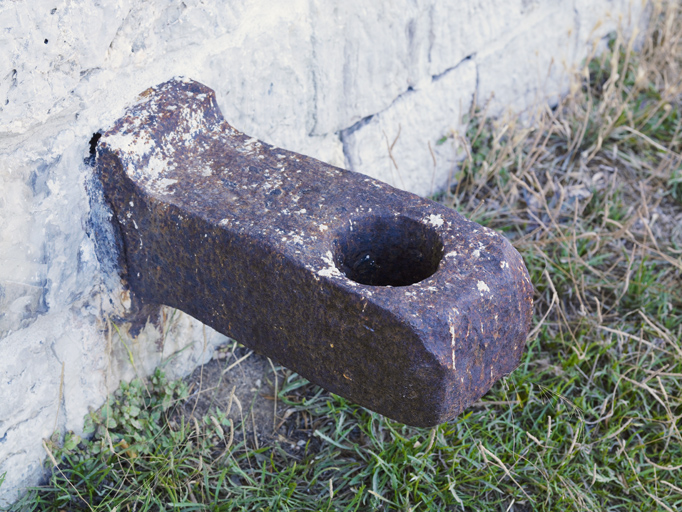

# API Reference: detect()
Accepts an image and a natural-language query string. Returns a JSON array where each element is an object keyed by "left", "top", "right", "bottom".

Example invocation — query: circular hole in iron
[{"left": 333, "top": 215, "right": 444, "bottom": 287}]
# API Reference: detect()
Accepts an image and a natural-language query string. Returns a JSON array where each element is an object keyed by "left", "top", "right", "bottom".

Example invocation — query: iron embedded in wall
[{"left": 95, "top": 77, "right": 533, "bottom": 427}]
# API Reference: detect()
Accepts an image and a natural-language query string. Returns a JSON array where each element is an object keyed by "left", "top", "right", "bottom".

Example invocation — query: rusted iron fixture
[{"left": 95, "top": 78, "right": 533, "bottom": 427}]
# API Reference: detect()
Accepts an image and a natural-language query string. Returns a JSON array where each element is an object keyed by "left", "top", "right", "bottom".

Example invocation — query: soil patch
[
  {"left": 175, "top": 343, "right": 278, "bottom": 449},
  {"left": 175, "top": 342, "right": 333, "bottom": 460}
]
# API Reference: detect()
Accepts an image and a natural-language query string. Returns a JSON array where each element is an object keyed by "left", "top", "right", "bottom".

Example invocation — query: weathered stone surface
[{"left": 96, "top": 78, "right": 534, "bottom": 427}]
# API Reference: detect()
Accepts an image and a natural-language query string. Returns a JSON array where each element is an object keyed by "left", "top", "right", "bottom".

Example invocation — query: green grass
[{"left": 4, "top": 2, "right": 682, "bottom": 511}]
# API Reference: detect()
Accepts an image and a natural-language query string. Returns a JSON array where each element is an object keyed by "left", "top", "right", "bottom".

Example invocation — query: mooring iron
[{"left": 95, "top": 77, "right": 533, "bottom": 427}]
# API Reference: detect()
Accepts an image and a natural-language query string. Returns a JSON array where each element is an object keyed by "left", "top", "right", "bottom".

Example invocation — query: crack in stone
[
  {"left": 307, "top": 0, "right": 320, "bottom": 137},
  {"left": 432, "top": 53, "right": 476, "bottom": 82},
  {"left": 339, "top": 114, "right": 374, "bottom": 169},
  {"left": 0, "top": 404, "right": 52, "bottom": 445},
  {"left": 339, "top": 52, "right": 478, "bottom": 170},
  {"left": 0, "top": 449, "right": 29, "bottom": 468}
]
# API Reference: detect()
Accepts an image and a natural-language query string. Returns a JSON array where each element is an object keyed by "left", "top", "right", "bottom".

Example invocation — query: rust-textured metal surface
[{"left": 95, "top": 77, "right": 533, "bottom": 427}]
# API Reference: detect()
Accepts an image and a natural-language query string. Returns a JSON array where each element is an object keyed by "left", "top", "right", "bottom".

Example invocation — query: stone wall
[{"left": 0, "top": 0, "right": 645, "bottom": 504}]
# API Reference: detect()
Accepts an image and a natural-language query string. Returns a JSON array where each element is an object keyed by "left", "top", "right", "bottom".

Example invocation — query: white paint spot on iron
[
  {"left": 449, "top": 315, "right": 457, "bottom": 369},
  {"left": 445, "top": 251, "right": 458, "bottom": 258},
  {"left": 219, "top": 219, "right": 229, "bottom": 226},
  {"left": 426, "top": 214, "right": 444, "bottom": 227},
  {"left": 477, "top": 280, "right": 490, "bottom": 294},
  {"left": 318, "top": 251, "right": 342, "bottom": 278},
  {"left": 318, "top": 224, "right": 328, "bottom": 232},
  {"left": 157, "top": 178, "right": 178, "bottom": 193},
  {"left": 500, "top": 261, "right": 509, "bottom": 269},
  {"left": 107, "top": 131, "right": 153, "bottom": 157}
]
